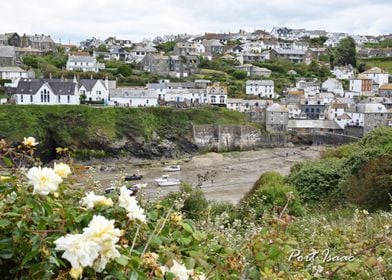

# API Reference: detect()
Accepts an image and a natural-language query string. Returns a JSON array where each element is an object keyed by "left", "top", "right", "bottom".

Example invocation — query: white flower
[
  {"left": 54, "top": 233, "right": 101, "bottom": 269},
  {"left": 23, "top": 136, "right": 39, "bottom": 147},
  {"left": 165, "top": 260, "right": 192, "bottom": 280},
  {"left": 81, "top": 191, "right": 113, "bottom": 209},
  {"left": 362, "top": 209, "right": 369, "bottom": 215},
  {"left": 119, "top": 186, "right": 146, "bottom": 222},
  {"left": 54, "top": 163, "right": 72, "bottom": 178},
  {"left": 26, "top": 166, "right": 63, "bottom": 195},
  {"left": 83, "top": 215, "right": 122, "bottom": 272},
  {"left": 190, "top": 271, "right": 206, "bottom": 280}
]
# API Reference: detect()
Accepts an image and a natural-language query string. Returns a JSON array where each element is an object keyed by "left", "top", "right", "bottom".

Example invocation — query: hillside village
[{"left": 1, "top": 28, "right": 392, "bottom": 138}]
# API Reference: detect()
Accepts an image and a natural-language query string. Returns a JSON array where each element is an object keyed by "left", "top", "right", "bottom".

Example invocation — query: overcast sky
[{"left": 1, "top": 0, "right": 392, "bottom": 44}]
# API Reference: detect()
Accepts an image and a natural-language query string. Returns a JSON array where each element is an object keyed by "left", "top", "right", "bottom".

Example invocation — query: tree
[
  {"left": 97, "top": 44, "right": 109, "bottom": 52},
  {"left": 335, "top": 37, "right": 357, "bottom": 67},
  {"left": 155, "top": 41, "right": 176, "bottom": 53},
  {"left": 232, "top": 70, "right": 247, "bottom": 79}
]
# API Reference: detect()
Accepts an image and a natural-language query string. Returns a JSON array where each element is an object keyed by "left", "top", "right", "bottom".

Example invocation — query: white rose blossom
[
  {"left": 54, "top": 233, "right": 101, "bottom": 270},
  {"left": 54, "top": 162, "right": 72, "bottom": 178},
  {"left": 55, "top": 215, "right": 123, "bottom": 276},
  {"left": 164, "top": 260, "right": 193, "bottom": 280},
  {"left": 83, "top": 215, "right": 122, "bottom": 272},
  {"left": 119, "top": 186, "right": 146, "bottom": 222},
  {"left": 81, "top": 191, "right": 113, "bottom": 209},
  {"left": 22, "top": 136, "right": 39, "bottom": 147},
  {"left": 26, "top": 166, "right": 63, "bottom": 195}
]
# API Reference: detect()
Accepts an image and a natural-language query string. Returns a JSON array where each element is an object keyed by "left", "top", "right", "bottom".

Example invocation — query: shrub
[
  {"left": 240, "top": 172, "right": 304, "bottom": 219},
  {"left": 342, "top": 155, "right": 392, "bottom": 211},
  {"left": 286, "top": 158, "right": 346, "bottom": 202},
  {"left": 232, "top": 70, "right": 247, "bottom": 79},
  {"left": 180, "top": 184, "right": 209, "bottom": 220}
]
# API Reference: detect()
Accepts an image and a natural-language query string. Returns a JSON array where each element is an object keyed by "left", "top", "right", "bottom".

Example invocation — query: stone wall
[{"left": 192, "top": 124, "right": 287, "bottom": 152}]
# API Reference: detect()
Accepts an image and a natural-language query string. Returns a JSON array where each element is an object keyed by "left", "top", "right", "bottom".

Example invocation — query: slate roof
[
  {"left": 79, "top": 79, "right": 104, "bottom": 91},
  {"left": 68, "top": 55, "right": 95, "bottom": 63},
  {"left": 246, "top": 80, "right": 274, "bottom": 86},
  {"left": 16, "top": 79, "right": 76, "bottom": 95}
]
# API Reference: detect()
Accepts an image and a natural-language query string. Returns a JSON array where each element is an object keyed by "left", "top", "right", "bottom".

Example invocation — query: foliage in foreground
[{"left": 0, "top": 136, "right": 391, "bottom": 279}]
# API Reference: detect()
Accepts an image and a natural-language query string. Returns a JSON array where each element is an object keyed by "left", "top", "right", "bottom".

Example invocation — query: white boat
[
  {"left": 163, "top": 165, "right": 181, "bottom": 172},
  {"left": 155, "top": 175, "right": 181, "bottom": 186}
]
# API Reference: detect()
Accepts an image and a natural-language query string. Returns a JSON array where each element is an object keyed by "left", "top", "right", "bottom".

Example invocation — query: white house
[
  {"left": 0, "top": 66, "right": 29, "bottom": 87},
  {"left": 206, "top": 83, "right": 228, "bottom": 105},
  {"left": 109, "top": 87, "right": 158, "bottom": 107},
  {"left": 66, "top": 55, "right": 105, "bottom": 72},
  {"left": 349, "top": 74, "right": 373, "bottom": 94},
  {"left": 246, "top": 80, "right": 275, "bottom": 98},
  {"left": 78, "top": 78, "right": 110, "bottom": 103},
  {"left": 165, "top": 88, "right": 206, "bottom": 104},
  {"left": 295, "top": 78, "right": 320, "bottom": 98},
  {"left": 14, "top": 78, "right": 79, "bottom": 105},
  {"left": 326, "top": 102, "right": 348, "bottom": 120},
  {"left": 331, "top": 65, "right": 355, "bottom": 80},
  {"left": 362, "top": 67, "right": 389, "bottom": 87},
  {"left": 322, "top": 78, "right": 344, "bottom": 96}
]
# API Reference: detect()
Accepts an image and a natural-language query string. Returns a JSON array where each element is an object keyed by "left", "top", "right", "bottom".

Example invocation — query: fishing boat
[
  {"left": 155, "top": 175, "right": 181, "bottom": 186},
  {"left": 163, "top": 165, "right": 181, "bottom": 172}
]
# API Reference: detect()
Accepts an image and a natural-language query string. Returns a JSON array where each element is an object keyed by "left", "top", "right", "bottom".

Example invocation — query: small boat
[
  {"left": 125, "top": 174, "right": 143, "bottom": 181},
  {"left": 163, "top": 165, "right": 181, "bottom": 172},
  {"left": 155, "top": 175, "right": 181, "bottom": 186},
  {"left": 104, "top": 186, "right": 116, "bottom": 194}
]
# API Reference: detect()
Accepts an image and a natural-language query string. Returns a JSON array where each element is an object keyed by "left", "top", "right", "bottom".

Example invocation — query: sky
[{"left": 1, "top": 0, "right": 392, "bottom": 44}]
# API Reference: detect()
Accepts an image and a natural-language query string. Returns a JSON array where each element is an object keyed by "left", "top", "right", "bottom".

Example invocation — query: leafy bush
[
  {"left": 240, "top": 171, "right": 304, "bottom": 219},
  {"left": 286, "top": 158, "right": 346, "bottom": 202},
  {"left": 232, "top": 70, "right": 247, "bottom": 79},
  {"left": 342, "top": 155, "right": 392, "bottom": 211}
]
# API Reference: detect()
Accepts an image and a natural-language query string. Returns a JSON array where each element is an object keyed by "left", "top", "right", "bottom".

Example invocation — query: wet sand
[{"left": 82, "top": 146, "right": 324, "bottom": 204}]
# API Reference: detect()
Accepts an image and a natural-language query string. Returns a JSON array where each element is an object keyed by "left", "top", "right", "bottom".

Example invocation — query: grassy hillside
[{"left": 0, "top": 105, "right": 247, "bottom": 159}]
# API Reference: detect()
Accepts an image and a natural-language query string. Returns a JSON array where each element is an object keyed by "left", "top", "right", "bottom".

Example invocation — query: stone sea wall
[{"left": 192, "top": 124, "right": 287, "bottom": 152}]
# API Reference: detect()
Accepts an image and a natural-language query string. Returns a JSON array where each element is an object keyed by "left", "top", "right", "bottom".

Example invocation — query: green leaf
[
  {"left": 149, "top": 236, "right": 162, "bottom": 249},
  {"left": 0, "top": 220, "right": 11, "bottom": 228},
  {"left": 49, "top": 256, "right": 60, "bottom": 267},
  {"left": 2, "top": 156, "right": 13, "bottom": 167},
  {"left": 22, "top": 249, "right": 39, "bottom": 265},
  {"left": 182, "top": 222, "right": 193, "bottom": 233},
  {"left": 115, "top": 254, "right": 130, "bottom": 266},
  {"left": 346, "top": 262, "right": 361, "bottom": 272},
  {"left": 267, "top": 244, "right": 282, "bottom": 260}
]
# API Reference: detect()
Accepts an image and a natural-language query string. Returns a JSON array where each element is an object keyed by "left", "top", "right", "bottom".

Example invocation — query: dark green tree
[
  {"left": 97, "top": 44, "right": 109, "bottom": 52},
  {"left": 335, "top": 37, "right": 357, "bottom": 67}
]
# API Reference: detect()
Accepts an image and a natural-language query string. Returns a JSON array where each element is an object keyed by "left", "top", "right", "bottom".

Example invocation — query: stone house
[
  {"left": 0, "top": 46, "right": 16, "bottom": 67},
  {"left": 266, "top": 103, "right": 289, "bottom": 132},
  {"left": 379, "top": 83, "right": 392, "bottom": 97}
]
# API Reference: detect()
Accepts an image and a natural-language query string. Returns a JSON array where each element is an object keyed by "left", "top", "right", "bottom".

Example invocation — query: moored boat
[
  {"left": 155, "top": 175, "right": 181, "bottom": 186},
  {"left": 163, "top": 165, "right": 181, "bottom": 172}
]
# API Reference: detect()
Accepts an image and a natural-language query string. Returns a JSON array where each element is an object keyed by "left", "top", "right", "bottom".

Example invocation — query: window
[
  {"left": 58, "top": 96, "right": 61, "bottom": 103},
  {"left": 210, "top": 96, "right": 216, "bottom": 103},
  {"left": 146, "top": 99, "right": 149, "bottom": 104},
  {"left": 21, "top": 95, "right": 23, "bottom": 103},
  {"left": 67, "top": 96, "right": 70, "bottom": 103},
  {"left": 30, "top": 95, "right": 33, "bottom": 103},
  {"left": 219, "top": 96, "right": 225, "bottom": 103}
]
